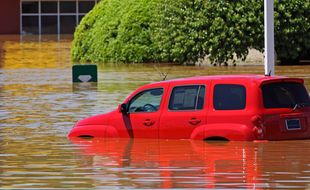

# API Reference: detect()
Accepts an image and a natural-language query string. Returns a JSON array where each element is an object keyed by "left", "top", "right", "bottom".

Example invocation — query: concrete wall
[{"left": 0, "top": 0, "right": 20, "bottom": 34}]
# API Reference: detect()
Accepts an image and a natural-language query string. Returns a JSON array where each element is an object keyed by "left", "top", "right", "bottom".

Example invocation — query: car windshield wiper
[{"left": 292, "top": 102, "right": 310, "bottom": 110}]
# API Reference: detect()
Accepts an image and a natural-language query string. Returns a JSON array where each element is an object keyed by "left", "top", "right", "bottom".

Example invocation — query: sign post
[{"left": 264, "top": 0, "right": 275, "bottom": 76}]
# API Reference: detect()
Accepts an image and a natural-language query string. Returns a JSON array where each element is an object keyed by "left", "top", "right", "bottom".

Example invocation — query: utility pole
[{"left": 264, "top": 0, "right": 275, "bottom": 76}]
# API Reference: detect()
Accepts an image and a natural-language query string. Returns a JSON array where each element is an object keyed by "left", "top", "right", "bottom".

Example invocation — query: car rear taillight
[{"left": 251, "top": 115, "right": 264, "bottom": 139}]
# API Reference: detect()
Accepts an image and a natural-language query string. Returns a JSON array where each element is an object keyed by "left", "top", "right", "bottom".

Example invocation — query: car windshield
[
  {"left": 262, "top": 82, "right": 310, "bottom": 109},
  {"left": 128, "top": 88, "right": 163, "bottom": 113}
]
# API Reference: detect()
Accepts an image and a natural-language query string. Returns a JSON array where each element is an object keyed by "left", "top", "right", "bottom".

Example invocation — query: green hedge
[
  {"left": 151, "top": 0, "right": 209, "bottom": 64},
  {"left": 71, "top": 0, "right": 160, "bottom": 63},
  {"left": 203, "top": 1, "right": 263, "bottom": 65},
  {"left": 274, "top": 0, "right": 310, "bottom": 64},
  {"left": 71, "top": 0, "right": 310, "bottom": 65}
]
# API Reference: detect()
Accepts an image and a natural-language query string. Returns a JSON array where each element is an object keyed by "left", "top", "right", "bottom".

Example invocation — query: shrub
[
  {"left": 274, "top": 0, "right": 310, "bottom": 64},
  {"left": 203, "top": 0, "right": 310, "bottom": 65},
  {"left": 151, "top": 0, "right": 209, "bottom": 64},
  {"left": 71, "top": 0, "right": 160, "bottom": 63},
  {"left": 203, "top": 0, "right": 263, "bottom": 65},
  {"left": 72, "top": 0, "right": 210, "bottom": 64},
  {"left": 72, "top": 0, "right": 310, "bottom": 65}
]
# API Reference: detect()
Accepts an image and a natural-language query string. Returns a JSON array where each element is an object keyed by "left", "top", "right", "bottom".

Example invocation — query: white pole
[{"left": 264, "top": 0, "right": 275, "bottom": 76}]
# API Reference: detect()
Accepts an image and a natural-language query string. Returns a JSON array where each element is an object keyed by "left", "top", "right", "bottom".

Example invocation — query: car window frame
[{"left": 168, "top": 84, "right": 206, "bottom": 112}]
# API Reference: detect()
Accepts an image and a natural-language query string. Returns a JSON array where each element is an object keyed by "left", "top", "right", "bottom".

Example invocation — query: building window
[
  {"left": 60, "top": 16, "right": 76, "bottom": 34},
  {"left": 41, "top": 2, "right": 57, "bottom": 13},
  {"left": 21, "top": 0, "right": 98, "bottom": 35},
  {"left": 60, "top": 1, "right": 76, "bottom": 13},
  {"left": 22, "top": 2, "right": 39, "bottom": 14},
  {"left": 79, "top": 1, "right": 95, "bottom": 13},
  {"left": 41, "top": 16, "right": 57, "bottom": 34},
  {"left": 22, "top": 16, "right": 39, "bottom": 34}
]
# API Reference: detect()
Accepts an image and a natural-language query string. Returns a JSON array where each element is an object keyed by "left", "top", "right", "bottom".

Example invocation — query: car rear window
[
  {"left": 262, "top": 82, "right": 310, "bottom": 108},
  {"left": 213, "top": 84, "right": 246, "bottom": 110},
  {"left": 169, "top": 85, "right": 205, "bottom": 110}
]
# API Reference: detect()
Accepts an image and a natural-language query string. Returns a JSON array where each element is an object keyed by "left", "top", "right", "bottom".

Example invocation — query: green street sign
[{"left": 72, "top": 64, "right": 98, "bottom": 83}]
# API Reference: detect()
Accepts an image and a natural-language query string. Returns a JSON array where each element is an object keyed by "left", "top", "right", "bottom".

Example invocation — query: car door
[
  {"left": 124, "top": 85, "right": 167, "bottom": 138},
  {"left": 160, "top": 82, "right": 209, "bottom": 139}
]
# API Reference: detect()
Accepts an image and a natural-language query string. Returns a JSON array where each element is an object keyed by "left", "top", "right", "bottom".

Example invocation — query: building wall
[
  {"left": 0, "top": 0, "right": 20, "bottom": 34},
  {"left": 0, "top": 41, "right": 3, "bottom": 68}
]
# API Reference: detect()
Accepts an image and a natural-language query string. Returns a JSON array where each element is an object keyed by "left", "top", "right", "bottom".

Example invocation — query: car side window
[
  {"left": 128, "top": 88, "right": 163, "bottom": 113},
  {"left": 169, "top": 85, "right": 205, "bottom": 110},
  {"left": 213, "top": 84, "right": 246, "bottom": 110}
]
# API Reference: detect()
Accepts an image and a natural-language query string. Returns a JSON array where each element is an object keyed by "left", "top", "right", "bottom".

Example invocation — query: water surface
[{"left": 1, "top": 35, "right": 310, "bottom": 189}]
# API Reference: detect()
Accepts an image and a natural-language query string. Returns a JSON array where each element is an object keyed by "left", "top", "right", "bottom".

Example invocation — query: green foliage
[
  {"left": 72, "top": 0, "right": 310, "bottom": 65},
  {"left": 274, "top": 0, "right": 310, "bottom": 63},
  {"left": 204, "top": 0, "right": 310, "bottom": 65},
  {"left": 202, "top": 0, "right": 263, "bottom": 65},
  {"left": 72, "top": 0, "right": 211, "bottom": 64},
  {"left": 151, "top": 0, "right": 209, "bottom": 63},
  {"left": 72, "top": 0, "right": 160, "bottom": 63}
]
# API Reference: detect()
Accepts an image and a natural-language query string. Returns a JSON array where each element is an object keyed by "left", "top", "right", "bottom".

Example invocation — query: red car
[{"left": 68, "top": 75, "right": 310, "bottom": 141}]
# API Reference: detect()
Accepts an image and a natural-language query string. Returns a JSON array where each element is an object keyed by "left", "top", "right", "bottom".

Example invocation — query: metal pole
[
  {"left": 264, "top": 0, "right": 275, "bottom": 76},
  {"left": 57, "top": 0, "right": 60, "bottom": 35}
]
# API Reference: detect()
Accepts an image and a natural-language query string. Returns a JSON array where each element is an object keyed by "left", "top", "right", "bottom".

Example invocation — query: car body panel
[{"left": 159, "top": 80, "right": 210, "bottom": 139}]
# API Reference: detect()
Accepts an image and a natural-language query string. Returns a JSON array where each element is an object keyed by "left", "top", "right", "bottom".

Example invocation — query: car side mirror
[{"left": 119, "top": 103, "right": 128, "bottom": 114}]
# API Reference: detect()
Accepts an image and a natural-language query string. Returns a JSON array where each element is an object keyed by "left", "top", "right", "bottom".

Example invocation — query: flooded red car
[{"left": 68, "top": 75, "right": 310, "bottom": 141}]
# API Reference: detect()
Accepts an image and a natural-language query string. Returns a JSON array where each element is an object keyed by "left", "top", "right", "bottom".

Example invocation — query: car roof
[
  {"left": 151, "top": 74, "right": 303, "bottom": 86},
  {"left": 126, "top": 74, "right": 304, "bottom": 102}
]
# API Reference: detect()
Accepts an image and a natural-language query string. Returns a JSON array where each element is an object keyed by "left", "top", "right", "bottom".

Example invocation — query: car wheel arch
[
  {"left": 190, "top": 123, "right": 254, "bottom": 141},
  {"left": 68, "top": 125, "right": 118, "bottom": 138}
]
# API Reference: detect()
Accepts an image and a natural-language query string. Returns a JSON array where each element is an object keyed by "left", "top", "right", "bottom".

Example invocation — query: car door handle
[
  {"left": 188, "top": 118, "right": 201, "bottom": 125},
  {"left": 143, "top": 119, "right": 155, "bottom": 127}
]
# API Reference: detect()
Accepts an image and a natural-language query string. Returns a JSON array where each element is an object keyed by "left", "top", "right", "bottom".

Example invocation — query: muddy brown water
[{"left": 1, "top": 35, "right": 310, "bottom": 189}]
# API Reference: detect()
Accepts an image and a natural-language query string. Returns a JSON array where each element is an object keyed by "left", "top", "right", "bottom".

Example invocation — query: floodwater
[{"left": 1, "top": 35, "right": 310, "bottom": 189}]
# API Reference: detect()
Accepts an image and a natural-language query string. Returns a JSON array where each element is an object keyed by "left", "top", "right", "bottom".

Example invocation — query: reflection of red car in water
[
  {"left": 69, "top": 75, "right": 310, "bottom": 141},
  {"left": 70, "top": 138, "right": 260, "bottom": 189}
]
